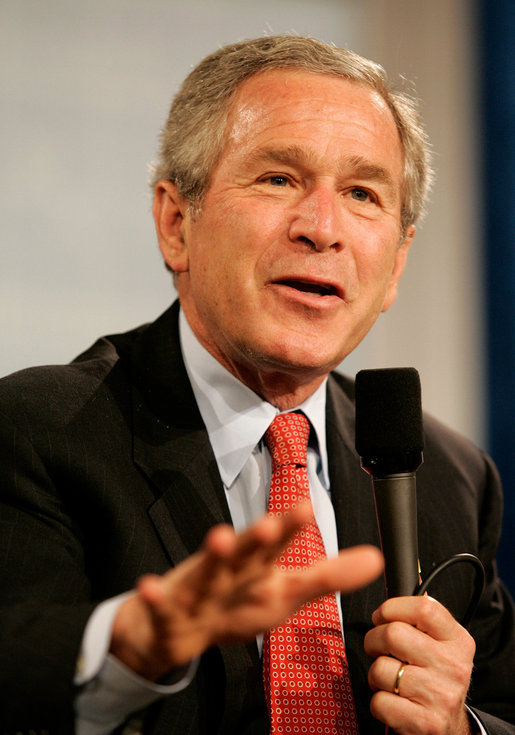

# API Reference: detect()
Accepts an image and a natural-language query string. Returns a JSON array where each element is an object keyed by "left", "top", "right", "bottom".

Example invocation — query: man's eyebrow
[
  {"left": 245, "top": 145, "right": 317, "bottom": 169},
  {"left": 342, "top": 155, "right": 396, "bottom": 189}
]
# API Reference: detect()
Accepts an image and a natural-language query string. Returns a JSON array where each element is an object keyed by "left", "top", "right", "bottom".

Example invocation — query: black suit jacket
[{"left": 0, "top": 302, "right": 514, "bottom": 734}]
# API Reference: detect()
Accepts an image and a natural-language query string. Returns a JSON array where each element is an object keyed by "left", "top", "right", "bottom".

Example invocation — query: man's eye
[
  {"left": 267, "top": 175, "right": 289, "bottom": 187},
  {"left": 350, "top": 188, "right": 371, "bottom": 202}
]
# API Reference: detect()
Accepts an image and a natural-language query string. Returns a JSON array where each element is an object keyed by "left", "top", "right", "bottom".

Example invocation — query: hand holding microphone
[{"left": 356, "top": 368, "right": 482, "bottom": 735}]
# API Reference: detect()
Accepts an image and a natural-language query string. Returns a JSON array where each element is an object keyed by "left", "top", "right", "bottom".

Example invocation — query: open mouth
[{"left": 276, "top": 279, "right": 338, "bottom": 297}]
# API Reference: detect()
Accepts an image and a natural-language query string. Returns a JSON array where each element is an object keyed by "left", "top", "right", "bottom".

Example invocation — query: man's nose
[{"left": 288, "top": 186, "right": 343, "bottom": 252}]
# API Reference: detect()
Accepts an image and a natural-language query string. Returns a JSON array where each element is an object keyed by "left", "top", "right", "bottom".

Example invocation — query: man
[{"left": 0, "top": 36, "right": 513, "bottom": 735}]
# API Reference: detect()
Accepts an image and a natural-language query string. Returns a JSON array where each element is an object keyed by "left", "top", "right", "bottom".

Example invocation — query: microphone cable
[{"left": 414, "top": 551, "right": 485, "bottom": 629}]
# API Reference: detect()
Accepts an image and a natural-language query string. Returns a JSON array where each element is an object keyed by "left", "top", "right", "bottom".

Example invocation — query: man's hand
[
  {"left": 110, "top": 504, "right": 383, "bottom": 681},
  {"left": 365, "top": 595, "right": 476, "bottom": 735}
]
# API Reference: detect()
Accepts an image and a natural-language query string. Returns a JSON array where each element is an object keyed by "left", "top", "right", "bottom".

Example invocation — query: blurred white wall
[{"left": 0, "top": 0, "right": 484, "bottom": 445}]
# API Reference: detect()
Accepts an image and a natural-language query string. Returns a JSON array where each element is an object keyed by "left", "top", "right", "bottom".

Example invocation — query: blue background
[{"left": 480, "top": 0, "right": 515, "bottom": 594}]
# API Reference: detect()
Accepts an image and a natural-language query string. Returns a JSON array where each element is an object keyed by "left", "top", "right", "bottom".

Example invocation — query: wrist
[{"left": 109, "top": 594, "right": 169, "bottom": 681}]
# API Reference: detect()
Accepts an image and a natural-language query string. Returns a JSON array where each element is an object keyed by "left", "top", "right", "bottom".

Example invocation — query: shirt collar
[{"left": 179, "top": 309, "right": 330, "bottom": 490}]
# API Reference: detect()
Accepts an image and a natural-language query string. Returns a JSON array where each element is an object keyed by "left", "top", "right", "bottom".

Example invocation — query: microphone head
[{"left": 355, "top": 368, "right": 424, "bottom": 471}]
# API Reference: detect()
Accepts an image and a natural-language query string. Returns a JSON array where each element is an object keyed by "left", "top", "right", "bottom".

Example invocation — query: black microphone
[{"left": 355, "top": 368, "right": 424, "bottom": 598}]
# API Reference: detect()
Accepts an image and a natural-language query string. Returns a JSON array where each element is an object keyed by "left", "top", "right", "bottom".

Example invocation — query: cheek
[
  {"left": 213, "top": 203, "right": 286, "bottom": 275},
  {"left": 186, "top": 224, "right": 256, "bottom": 309},
  {"left": 353, "top": 227, "right": 401, "bottom": 286}
]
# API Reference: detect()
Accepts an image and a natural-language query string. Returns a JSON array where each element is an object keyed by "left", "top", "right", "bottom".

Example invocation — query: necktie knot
[{"left": 265, "top": 412, "right": 310, "bottom": 471}]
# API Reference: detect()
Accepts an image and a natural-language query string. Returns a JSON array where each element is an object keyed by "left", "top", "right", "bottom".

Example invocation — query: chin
[{"left": 252, "top": 341, "right": 341, "bottom": 376}]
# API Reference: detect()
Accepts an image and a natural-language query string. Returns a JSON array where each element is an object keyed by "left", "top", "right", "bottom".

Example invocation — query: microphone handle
[{"left": 372, "top": 472, "right": 419, "bottom": 598}]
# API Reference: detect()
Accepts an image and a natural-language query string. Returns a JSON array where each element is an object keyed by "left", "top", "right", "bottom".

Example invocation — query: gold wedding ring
[{"left": 393, "top": 662, "right": 407, "bottom": 695}]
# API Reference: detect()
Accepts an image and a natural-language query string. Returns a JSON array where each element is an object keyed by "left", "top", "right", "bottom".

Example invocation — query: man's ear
[
  {"left": 381, "top": 225, "right": 416, "bottom": 313},
  {"left": 153, "top": 180, "right": 190, "bottom": 273}
]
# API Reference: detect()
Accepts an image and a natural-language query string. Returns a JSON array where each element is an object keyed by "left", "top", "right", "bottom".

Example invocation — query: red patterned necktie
[{"left": 263, "top": 412, "right": 359, "bottom": 735}]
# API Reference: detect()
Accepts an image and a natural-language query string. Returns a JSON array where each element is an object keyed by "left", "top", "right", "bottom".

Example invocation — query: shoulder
[
  {"left": 0, "top": 322, "right": 147, "bottom": 431},
  {"left": 421, "top": 412, "right": 497, "bottom": 487}
]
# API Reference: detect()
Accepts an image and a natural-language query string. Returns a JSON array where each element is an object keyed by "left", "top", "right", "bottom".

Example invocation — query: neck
[
  {"left": 230, "top": 363, "right": 327, "bottom": 410},
  {"left": 179, "top": 301, "right": 330, "bottom": 409}
]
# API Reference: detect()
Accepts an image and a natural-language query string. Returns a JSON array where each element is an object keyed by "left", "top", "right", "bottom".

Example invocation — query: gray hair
[{"left": 150, "top": 35, "right": 433, "bottom": 232}]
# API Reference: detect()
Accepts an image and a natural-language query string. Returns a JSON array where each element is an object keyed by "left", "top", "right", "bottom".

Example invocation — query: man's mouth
[{"left": 276, "top": 279, "right": 339, "bottom": 297}]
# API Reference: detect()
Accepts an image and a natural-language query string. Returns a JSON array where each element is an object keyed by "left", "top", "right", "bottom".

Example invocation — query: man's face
[{"left": 157, "top": 70, "right": 414, "bottom": 399}]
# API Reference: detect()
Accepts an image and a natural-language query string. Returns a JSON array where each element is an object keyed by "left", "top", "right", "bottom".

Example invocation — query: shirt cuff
[
  {"left": 75, "top": 653, "right": 197, "bottom": 735},
  {"left": 75, "top": 592, "right": 134, "bottom": 685},
  {"left": 74, "top": 593, "right": 197, "bottom": 735}
]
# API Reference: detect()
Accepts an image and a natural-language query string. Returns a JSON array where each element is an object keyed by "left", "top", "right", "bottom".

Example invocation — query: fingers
[
  {"left": 366, "top": 595, "right": 475, "bottom": 674},
  {"left": 197, "top": 510, "right": 382, "bottom": 625},
  {"left": 173, "top": 504, "right": 313, "bottom": 602},
  {"left": 368, "top": 656, "right": 435, "bottom": 700},
  {"left": 367, "top": 595, "right": 475, "bottom": 665},
  {"left": 368, "top": 655, "right": 473, "bottom": 735},
  {"left": 371, "top": 595, "right": 462, "bottom": 641},
  {"left": 136, "top": 506, "right": 320, "bottom": 642},
  {"left": 160, "top": 507, "right": 382, "bottom": 618},
  {"left": 366, "top": 617, "right": 437, "bottom": 668},
  {"left": 365, "top": 596, "right": 476, "bottom": 735},
  {"left": 116, "top": 509, "right": 383, "bottom": 683},
  {"left": 330, "top": 545, "right": 384, "bottom": 594},
  {"left": 368, "top": 688, "right": 429, "bottom": 735},
  {"left": 286, "top": 545, "right": 383, "bottom": 607},
  {"left": 144, "top": 507, "right": 309, "bottom": 610},
  {"left": 138, "top": 573, "right": 167, "bottom": 607},
  {"left": 203, "top": 501, "right": 313, "bottom": 567}
]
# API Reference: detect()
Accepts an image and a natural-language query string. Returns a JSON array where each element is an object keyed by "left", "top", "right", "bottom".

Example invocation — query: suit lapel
[
  {"left": 129, "top": 303, "right": 232, "bottom": 565},
  {"left": 127, "top": 303, "right": 268, "bottom": 733}
]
